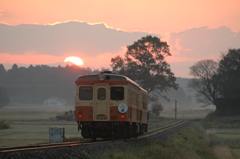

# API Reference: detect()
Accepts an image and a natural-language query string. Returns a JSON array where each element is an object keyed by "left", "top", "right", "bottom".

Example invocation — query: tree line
[
  {"left": 0, "top": 64, "right": 94, "bottom": 106},
  {"left": 188, "top": 48, "right": 240, "bottom": 109}
]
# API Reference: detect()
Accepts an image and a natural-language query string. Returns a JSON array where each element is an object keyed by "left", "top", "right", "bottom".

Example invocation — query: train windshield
[
  {"left": 79, "top": 86, "right": 93, "bottom": 100},
  {"left": 111, "top": 87, "right": 124, "bottom": 100},
  {"left": 98, "top": 88, "right": 106, "bottom": 100}
]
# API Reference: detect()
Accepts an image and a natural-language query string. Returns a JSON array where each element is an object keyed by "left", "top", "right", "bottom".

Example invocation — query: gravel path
[{"left": 0, "top": 121, "right": 193, "bottom": 159}]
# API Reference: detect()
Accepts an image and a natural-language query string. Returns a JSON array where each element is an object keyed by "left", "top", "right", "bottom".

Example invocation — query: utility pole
[{"left": 175, "top": 99, "right": 180, "bottom": 119}]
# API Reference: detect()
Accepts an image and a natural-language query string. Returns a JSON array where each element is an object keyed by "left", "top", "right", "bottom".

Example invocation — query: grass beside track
[
  {"left": 93, "top": 122, "right": 217, "bottom": 159},
  {"left": 91, "top": 113, "right": 240, "bottom": 159},
  {"left": 203, "top": 113, "right": 240, "bottom": 158}
]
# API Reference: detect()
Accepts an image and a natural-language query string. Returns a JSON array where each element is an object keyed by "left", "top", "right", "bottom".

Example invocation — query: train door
[
  {"left": 128, "top": 87, "right": 132, "bottom": 122},
  {"left": 93, "top": 83, "right": 110, "bottom": 121}
]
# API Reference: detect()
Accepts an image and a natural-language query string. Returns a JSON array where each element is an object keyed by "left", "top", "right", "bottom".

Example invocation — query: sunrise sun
[{"left": 64, "top": 56, "right": 84, "bottom": 66}]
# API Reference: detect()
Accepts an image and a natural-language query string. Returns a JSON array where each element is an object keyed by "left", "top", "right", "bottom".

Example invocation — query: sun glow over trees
[{"left": 64, "top": 56, "right": 84, "bottom": 66}]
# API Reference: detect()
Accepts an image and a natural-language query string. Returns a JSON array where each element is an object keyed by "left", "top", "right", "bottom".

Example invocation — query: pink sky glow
[{"left": 0, "top": 0, "right": 240, "bottom": 77}]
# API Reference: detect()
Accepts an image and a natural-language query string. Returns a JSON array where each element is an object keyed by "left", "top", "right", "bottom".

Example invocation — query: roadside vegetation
[
  {"left": 94, "top": 117, "right": 240, "bottom": 159},
  {"left": 203, "top": 112, "right": 240, "bottom": 158},
  {"left": 94, "top": 122, "right": 215, "bottom": 159}
]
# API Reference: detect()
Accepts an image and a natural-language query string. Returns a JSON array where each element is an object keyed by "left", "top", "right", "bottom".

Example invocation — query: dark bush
[{"left": 0, "top": 121, "right": 10, "bottom": 129}]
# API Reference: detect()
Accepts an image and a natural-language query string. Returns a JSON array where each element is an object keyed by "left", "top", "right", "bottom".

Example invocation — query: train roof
[{"left": 75, "top": 71, "right": 147, "bottom": 93}]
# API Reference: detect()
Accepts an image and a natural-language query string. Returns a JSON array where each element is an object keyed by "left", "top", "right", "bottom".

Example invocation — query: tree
[
  {"left": 151, "top": 103, "right": 163, "bottom": 116},
  {"left": 0, "top": 64, "right": 7, "bottom": 83},
  {"left": 111, "top": 35, "right": 178, "bottom": 99},
  {"left": 188, "top": 59, "right": 220, "bottom": 106},
  {"left": 218, "top": 49, "right": 240, "bottom": 98},
  {"left": 0, "top": 64, "right": 6, "bottom": 75},
  {"left": 0, "top": 86, "right": 10, "bottom": 108}
]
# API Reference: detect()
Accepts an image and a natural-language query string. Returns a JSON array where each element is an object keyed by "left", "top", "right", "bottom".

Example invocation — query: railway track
[
  {"left": 140, "top": 119, "right": 187, "bottom": 138},
  {"left": 0, "top": 119, "right": 191, "bottom": 154}
]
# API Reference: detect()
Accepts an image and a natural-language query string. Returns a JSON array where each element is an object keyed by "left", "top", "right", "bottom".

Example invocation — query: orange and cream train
[{"left": 75, "top": 71, "right": 149, "bottom": 141}]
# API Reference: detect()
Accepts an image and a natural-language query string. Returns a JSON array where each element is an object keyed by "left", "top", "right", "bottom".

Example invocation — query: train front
[{"left": 75, "top": 71, "right": 129, "bottom": 141}]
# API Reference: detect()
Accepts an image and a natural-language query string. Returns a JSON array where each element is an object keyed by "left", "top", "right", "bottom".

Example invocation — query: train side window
[
  {"left": 142, "top": 102, "right": 147, "bottom": 110},
  {"left": 98, "top": 88, "right": 106, "bottom": 100},
  {"left": 111, "top": 87, "right": 124, "bottom": 100},
  {"left": 79, "top": 86, "right": 93, "bottom": 100},
  {"left": 141, "top": 94, "right": 148, "bottom": 110}
]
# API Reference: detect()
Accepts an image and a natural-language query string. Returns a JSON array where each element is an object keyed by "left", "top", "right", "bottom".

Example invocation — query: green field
[
  {"left": 204, "top": 114, "right": 240, "bottom": 158},
  {"left": 0, "top": 104, "right": 213, "bottom": 147},
  {"left": 159, "top": 108, "right": 214, "bottom": 119},
  {"left": 0, "top": 104, "right": 74, "bottom": 120},
  {"left": 0, "top": 123, "right": 80, "bottom": 146},
  {"left": 0, "top": 104, "right": 79, "bottom": 146}
]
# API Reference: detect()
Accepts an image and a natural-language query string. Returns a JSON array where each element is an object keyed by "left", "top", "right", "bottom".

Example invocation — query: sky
[{"left": 0, "top": 0, "right": 240, "bottom": 78}]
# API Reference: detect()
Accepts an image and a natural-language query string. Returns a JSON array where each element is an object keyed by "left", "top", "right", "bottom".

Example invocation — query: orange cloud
[
  {"left": 173, "top": 38, "right": 182, "bottom": 51},
  {"left": 1, "top": 0, "right": 240, "bottom": 33},
  {"left": 0, "top": 9, "right": 4, "bottom": 16},
  {"left": 47, "top": 20, "right": 127, "bottom": 32},
  {"left": 82, "top": 46, "right": 127, "bottom": 69},
  {"left": 0, "top": 53, "right": 63, "bottom": 64},
  {"left": 0, "top": 46, "right": 127, "bottom": 70},
  {"left": 185, "top": 48, "right": 193, "bottom": 51}
]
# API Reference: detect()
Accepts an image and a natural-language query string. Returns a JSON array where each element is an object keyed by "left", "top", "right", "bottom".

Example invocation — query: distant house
[{"left": 44, "top": 97, "right": 67, "bottom": 106}]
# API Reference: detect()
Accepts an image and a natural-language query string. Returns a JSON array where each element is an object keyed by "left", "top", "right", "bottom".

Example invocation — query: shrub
[
  {"left": 204, "top": 121, "right": 217, "bottom": 128},
  {"left": 55, "top": 110, "right": 75, "bottom": 121},
  {"left": 77, "top": 150, "right": 90, "bottom": 159},
  {"left": 64, "top": 136, "right": 84, "bottom": 142},
  {"left": 0, "top": 121, "right": 10, "bottom": 129},
  {"left": 151, "top": 103, "right": 163, "bottom": 116}
]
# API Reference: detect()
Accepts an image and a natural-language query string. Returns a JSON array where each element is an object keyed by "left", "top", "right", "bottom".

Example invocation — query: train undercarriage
[{"left": 78, "top": 121, "right": 148, "bottom": 141}]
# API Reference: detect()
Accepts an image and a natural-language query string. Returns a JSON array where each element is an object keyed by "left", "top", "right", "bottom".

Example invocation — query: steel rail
[
  {"left": 139, "top": 120, "right": 187, "bottom": 139},
  {"left": 0, "top": 140, "right": 104, "bottom": 153},
  {"left": 147, "top": 119, "right": 184, "bottom": 133}
]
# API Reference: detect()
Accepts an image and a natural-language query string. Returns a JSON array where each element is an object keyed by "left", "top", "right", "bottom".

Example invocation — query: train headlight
[{"left": 118, "top": 103, "right": 128, "bottom": 113}]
